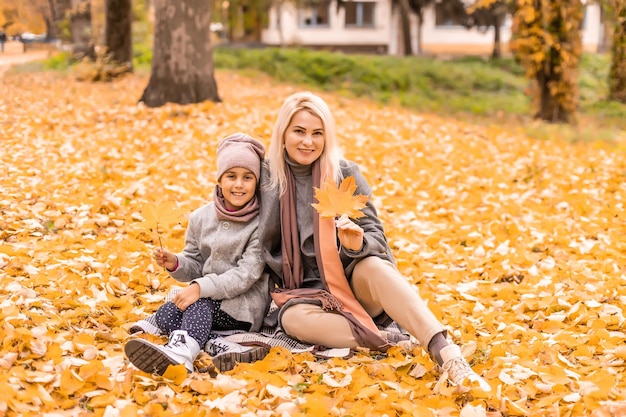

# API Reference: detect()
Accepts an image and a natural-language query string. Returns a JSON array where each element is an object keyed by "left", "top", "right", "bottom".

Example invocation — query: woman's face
[{"left": 284, "top": 110, "right": 325, "bottom": 166}]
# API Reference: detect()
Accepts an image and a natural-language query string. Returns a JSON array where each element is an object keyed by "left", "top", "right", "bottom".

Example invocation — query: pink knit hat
[{"left": 216, "top": 133, "right": 266, "bottom": 181}]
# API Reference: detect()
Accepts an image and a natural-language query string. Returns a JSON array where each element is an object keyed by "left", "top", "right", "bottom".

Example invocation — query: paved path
[{"left": 0, "top": 41, "right": 53, "bottom": 77}]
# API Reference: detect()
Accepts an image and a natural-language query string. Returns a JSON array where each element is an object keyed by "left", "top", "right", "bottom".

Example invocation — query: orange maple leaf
[
  {"left": 312, "top": 176, "right": 368, "bottom": 219},
  {"left": 142, "top": 201, "right": 185, "bottom": 250}
]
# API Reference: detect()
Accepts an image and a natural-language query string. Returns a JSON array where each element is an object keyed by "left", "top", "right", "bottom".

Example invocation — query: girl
[{"left": 125, "top": 133, "right": 270, "bottom": 375}]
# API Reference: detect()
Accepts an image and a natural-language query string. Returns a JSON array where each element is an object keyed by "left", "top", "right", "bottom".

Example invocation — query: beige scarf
[{"left": 271, "top": 160, "right": 389, "bottom": 351}]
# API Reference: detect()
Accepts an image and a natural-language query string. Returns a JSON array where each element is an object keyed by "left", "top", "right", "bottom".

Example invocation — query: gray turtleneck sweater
[{"left": 258, "top": 158, "right": 395, "bottom": 290}]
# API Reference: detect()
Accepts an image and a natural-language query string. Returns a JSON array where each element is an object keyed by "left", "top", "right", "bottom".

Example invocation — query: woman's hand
[
  {"left": 336, "top": 214, "right": 364, "bottom": 251},
  {"left": 172, "top": 283, "right": 201, "bottom": 311},
  {"left": 153, "top": 247, "right": 177, "bottom": 271}
]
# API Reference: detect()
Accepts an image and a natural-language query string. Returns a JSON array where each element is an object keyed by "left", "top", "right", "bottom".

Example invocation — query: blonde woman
[{"left": 258, "top": 91, "right": 490, "bottom": 392}]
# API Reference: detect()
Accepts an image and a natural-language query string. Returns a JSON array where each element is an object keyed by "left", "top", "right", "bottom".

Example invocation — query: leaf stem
[{"left": 156, "top": 223, "right": 163, "bottom": 251}]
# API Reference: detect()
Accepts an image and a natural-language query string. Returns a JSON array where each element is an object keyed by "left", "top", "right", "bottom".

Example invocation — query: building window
[
  {"left": 298, "top": 0, "right": 331, "bottom": 27},
  {"left": 345, "top": 2, "right": 375, "bottom": 27},
  {"left": 434, "top": 3, "right": 465, "bottom": 27}
]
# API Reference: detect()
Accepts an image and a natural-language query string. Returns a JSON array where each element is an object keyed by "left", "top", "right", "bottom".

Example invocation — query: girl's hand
[
  {"left": 172, "top": 283, "right": 201, "bottom": 311},
  {"left": 336, "top": 214, "right": 364, "bottom": 251},
  {"left": 153, "top": 247, "right": 177, "bottom": 271}
]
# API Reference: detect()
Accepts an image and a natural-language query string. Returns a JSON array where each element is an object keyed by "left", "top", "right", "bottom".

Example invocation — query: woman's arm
[{"left": 339, "top": 161, "right": 395, "bottom": 271}]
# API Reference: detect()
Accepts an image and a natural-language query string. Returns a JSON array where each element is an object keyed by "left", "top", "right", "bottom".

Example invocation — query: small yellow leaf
[
  {"left": 162, "top": 363, "right": 188, "bottom": 384},
  {"left": 312, "top": 176, "right": 368, "bottom": 219}
]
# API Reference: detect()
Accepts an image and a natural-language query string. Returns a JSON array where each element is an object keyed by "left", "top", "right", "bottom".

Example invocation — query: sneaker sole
[
  {"left": 124, "top": 339, "right": 180, "bottom": 376},
  {"left": 211, "top": 346, "right": 270, "bottom": 373}
]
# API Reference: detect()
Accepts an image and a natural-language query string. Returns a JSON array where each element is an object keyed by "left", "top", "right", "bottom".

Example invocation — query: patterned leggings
[{"left": 154, "top": 298, "right": 250, "bottom": 347}]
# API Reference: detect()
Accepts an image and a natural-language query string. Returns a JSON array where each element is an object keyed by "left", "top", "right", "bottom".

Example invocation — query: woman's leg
[
  {"left": 281, "top": 303, "right": 359, "bottom": 348},
  {"left": 350, "top": 256, "right": 446, "bottom": 349}
]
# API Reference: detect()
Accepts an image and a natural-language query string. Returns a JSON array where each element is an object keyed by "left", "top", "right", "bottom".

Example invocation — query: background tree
[
  {"left": 105, "top": 0, "right": 132, "bottom": 68},
  {"left": 140, "top": 0, "right": 220, "bottom": 107},
  {"left": 608, "top": 0, "right": 626, "bottom": 102},
  {"left": 70, "top": 0, "right": 94, "bottom": 57},
  {"left": 397, "top": 0, "right": 414, "bottom": 55},
  {"left": 466, "top": 0, "right": 513, "bottom": 58},
  {"left": 406, "top": 0, "right": 436, "bottom": 55},
  {"left": 50, "top": 0, "right": 72, "bottom": 41},
  {"left": 0, "top": 0, "right": 48, "bottom": 36},
  {"left": 510, "top": 0, "right": 584, "bottom": 123},
  {"left": 336, "top": 0, "right": 412, "bottom": 55}
]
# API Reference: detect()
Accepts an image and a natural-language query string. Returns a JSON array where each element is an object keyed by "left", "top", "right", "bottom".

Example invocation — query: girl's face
[
  {"left": 219, "top": 167, "right": 257, "bottom": 210},
  {"left": 284, "top": 110, "right": 325, "bottom": 166}
]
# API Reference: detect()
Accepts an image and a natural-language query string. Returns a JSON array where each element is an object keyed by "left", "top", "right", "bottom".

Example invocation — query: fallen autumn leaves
[{"left": 1, "top": 68, "right": 626, "bottom": 417}]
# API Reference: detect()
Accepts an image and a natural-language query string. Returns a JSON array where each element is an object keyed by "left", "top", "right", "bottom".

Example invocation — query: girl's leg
[
  {"left": 281, "top": 303, "right": 359, "bottom": 348},
  {"left": 179, "top": 298, "right": 216, "bottom": 348},
  {"left": 350, "top": 256, "right": 446, "bottom": 349},
  {"left": 154, "top": 301, "right": 183, "bottom": 334},
  {"left": 180, "top": 298, "right": 251, "bottom": 348}
]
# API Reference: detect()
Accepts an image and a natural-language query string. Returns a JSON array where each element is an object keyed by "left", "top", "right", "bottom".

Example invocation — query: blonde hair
[{"left": 267, "top": 92, "right": 343, "bottom": 195}]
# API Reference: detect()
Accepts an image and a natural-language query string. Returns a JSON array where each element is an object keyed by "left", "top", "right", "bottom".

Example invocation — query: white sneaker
[
  {"left": 439, "top": 344, "right": 491, "bottom": 392},
  {"left": 125, "top": 330, "right": 200, "bottom": 375}
]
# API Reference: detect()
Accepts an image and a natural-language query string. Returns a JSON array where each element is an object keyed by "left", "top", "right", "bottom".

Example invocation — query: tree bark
[
  {"left": 608, "top": 2, "right": 626, "bottom": 103},
  {"left": 399, "top": 0, "right": 413, "bottom": 55},
  {"left": 140, "top": 0, "right": 221, "bottom": 108},
  {"left": 491, "top": 14, "right": 502, "bottom": 59},
  {"left": 70, "top": 0, "right": 95, "bottom": 59},
  {"left": 105, "top": 0, "right": 133, "bottom": 67},
  {"left": 416, "top": 14, "right": 424, "bottom": 55}
]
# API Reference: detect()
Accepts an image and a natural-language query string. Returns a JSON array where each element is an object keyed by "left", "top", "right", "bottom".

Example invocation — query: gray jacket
[
  {"left": 258, "top": 159, "right": 395, "bottom": 287},
  {"left": 170, "top": 202, "right": 270, "bottom": 331}
]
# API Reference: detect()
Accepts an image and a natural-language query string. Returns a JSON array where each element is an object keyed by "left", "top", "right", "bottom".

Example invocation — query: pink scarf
[
  {"left": 213, "top": 185, "right": 259, "bottom": 222},
  {"left": 272, "top": 160, "right": 389, "bottom": 351}
]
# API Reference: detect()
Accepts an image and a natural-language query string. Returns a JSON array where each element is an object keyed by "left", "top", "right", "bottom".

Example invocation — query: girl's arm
[{"left": 168, "top": 208, "right": 207, "bottom": 281}]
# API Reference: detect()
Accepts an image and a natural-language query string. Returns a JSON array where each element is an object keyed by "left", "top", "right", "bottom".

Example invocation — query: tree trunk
[
  {"left": 512, "top": 0, "right": 582, "bottom": 124},
  {"left": 70, "top": 0, "right": 95, "bottom": 59},
  {"left": 52, "top": 0, "right": 72, "bottom": 42},
  {"left": 416, "top": 14, "right": 425, "bottom": 55},
  {"left": 139, "top": 0, "right": 221, "bottom": 108},
  {"left": 399, "top": 0, "right": 412, "bottom": 55},
  {"left": 535, "top": 65, "right": 569, "bottom": 122},
  {"left": 491, "top": 14, "right": 502, "bottom": 59},
  {"left": 277, "top": 3, "right": 284, "bottom": 47},
  {"left": 105, "top": 0, "right": 133, "bottom": 67},
  {"left": 608, "top": 2, "right": 626, "bottom": 103},
  {"left": 534, "top": 2, "right": 578, "bottom": 123}
]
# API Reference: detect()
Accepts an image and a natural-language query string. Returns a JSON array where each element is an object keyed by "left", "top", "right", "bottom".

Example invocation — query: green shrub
[{"left": 43, "top": 51, "right": 74, "bottom": 70}]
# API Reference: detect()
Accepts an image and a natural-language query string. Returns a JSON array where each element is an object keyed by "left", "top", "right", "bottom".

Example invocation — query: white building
[{"left": 261, "top": 1, "right": 604, "bottom": 56}]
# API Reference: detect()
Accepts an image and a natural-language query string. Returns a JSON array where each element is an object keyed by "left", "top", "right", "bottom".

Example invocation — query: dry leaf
[
  {"left": 3, "top": 64, "right": 626, "bottom": 416},
  {"left": 311, "top": 176, "right": 368, "bottom": 219}
]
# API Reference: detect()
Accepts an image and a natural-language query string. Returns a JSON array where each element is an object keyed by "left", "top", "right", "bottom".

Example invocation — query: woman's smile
[{"left": 284, "top": 110, "right": 325, "bottom": 166}]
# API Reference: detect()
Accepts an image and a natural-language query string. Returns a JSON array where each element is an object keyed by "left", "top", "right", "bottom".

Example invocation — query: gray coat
[
  {"left": 169, "top": 202, "right": 270, "bottom": 331},
  {"left": 258, "top": 159, "right": 396, "bottom": 288}
]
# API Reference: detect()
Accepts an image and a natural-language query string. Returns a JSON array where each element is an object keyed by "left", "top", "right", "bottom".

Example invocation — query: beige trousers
[{"left": 280, "top": 256, "right": 446, "bottom": 349}]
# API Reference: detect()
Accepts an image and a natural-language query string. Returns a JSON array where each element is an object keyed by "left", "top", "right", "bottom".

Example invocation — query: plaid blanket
[{"left": 130, "top": 288, "right": 413, "bottom": 359}]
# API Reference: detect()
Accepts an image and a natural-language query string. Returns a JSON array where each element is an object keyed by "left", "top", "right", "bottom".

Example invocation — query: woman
[{"left": 258, "top": 91, "right": 490, "bottom": 392}]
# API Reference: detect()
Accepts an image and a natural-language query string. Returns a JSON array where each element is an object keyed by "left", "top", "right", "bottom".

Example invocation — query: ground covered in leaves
[{"left": 1, "top": 67, "right": 626, "bottom": 417}]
